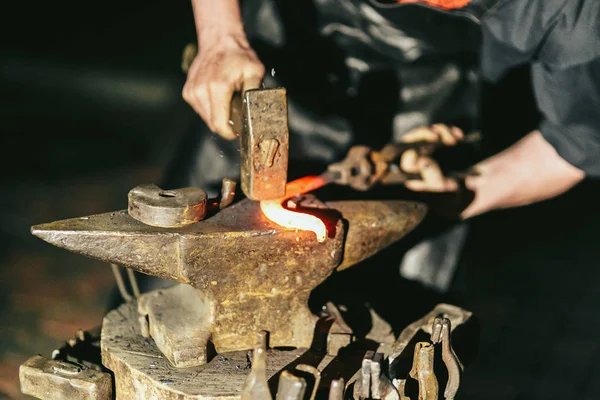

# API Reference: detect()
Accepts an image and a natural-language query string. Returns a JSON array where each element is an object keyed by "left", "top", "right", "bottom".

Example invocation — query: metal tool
[
  {"left": 354, "top": 351, "right": 401, "bottom": 400},
  {"left": 320, "top": 132, "right": 481, "bottom": 192},
  {"left": 384, "top": 304, "right": 473, "bottom": 400},
  {"left": 431, "top": 318, "right": 462, "bottom": 400},
  {"left": 295, "top": 365, "right": 321, "bottom": 400},
  {"left": 328, "top": 378, "right": 345, "bottom": 400},
  {"left": 409, "top": 342, "right": 438, "bottom": 400},
  {"left": 20, "top": 355, "right": 112, "bottom": 400},
  {"left": 182, "top": 44, "right": 289, "bottom": 201},
  {"left": 276, "top": 371, "right": 307, "bottom": 400},
  {"left": 241, "top": 334, "right": 273, "bottom": 400}
]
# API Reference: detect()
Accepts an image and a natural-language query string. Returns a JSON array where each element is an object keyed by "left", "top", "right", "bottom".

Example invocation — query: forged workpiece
[{"left": 32, "top": 198, "right": 426, "bottom": 361}]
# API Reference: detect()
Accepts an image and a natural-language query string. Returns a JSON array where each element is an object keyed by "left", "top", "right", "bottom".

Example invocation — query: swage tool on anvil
[{"left": 19, "top": 87, "right": 476, "bottom": 400}]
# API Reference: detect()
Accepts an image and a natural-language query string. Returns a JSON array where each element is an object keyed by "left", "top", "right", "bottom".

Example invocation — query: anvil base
[{"left": 102, "top": 301, "right": 367, "bottom": 400}]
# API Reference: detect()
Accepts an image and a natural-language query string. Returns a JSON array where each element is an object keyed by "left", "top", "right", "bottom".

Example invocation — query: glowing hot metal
[{"left": 260, "top": 176, "right": 330, "bottom": 242}]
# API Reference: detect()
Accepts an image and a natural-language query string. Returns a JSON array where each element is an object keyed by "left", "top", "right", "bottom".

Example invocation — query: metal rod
[
  {"left": 110, "top": 264, "right": 132, "bottom": 302},
  {"left": 126, "top": 268, "right": 141, "bottom": 298}
]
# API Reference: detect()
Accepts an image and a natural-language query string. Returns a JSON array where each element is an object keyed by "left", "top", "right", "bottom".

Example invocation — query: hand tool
[
  {"left": 312, "top": 132, "right": 482, "bottom": 193},
  {"left": 329, "top": 378, "right": 345, "bottom": 400},
  {"left": 241, "top": 333, "right": 272, "bottom": 400},
  {"left": 276, "top": 371, "right": 307, "bottom": 400},
  {"left": 409, "top": 342, "right": 438, "bottom": 400},
  {"left": 294, "top": 365, "right": 321, "bottom": 400},
  {"left": 431, "top": 317, "right": 462, "bottom": 400},
  {"left": 182, "top": 44, "right": 289, "bottom": 201},
  {"left": 354, "top": 351, "right": 401, "bottom": 400}
]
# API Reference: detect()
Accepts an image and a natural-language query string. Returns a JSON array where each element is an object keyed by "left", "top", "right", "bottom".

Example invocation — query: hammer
[{"left": 182, "top": 43, "right": 289, "bottom": 201}]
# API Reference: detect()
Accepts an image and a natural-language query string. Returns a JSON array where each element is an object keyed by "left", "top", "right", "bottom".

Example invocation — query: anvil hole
[{"left": 159, "top": 191, "right": 177, "bottom": 198}]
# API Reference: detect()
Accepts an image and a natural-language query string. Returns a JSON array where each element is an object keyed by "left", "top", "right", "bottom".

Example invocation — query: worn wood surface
[{"left": 102, "top": 302, "right": 316, "bottom": 399}]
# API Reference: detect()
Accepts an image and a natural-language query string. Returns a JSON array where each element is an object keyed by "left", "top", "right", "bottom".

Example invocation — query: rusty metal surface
[
  {"left": 32, "top": 198, "right": 425, "bottom": 355},
  {"left": 19, "top": 355, "right": 112, "bottom": 400},
  {"left": 241, "top": 88, "right": 289, "bottom": 200},
  {"left": 220, "top": 178, "right": 237, "bottom": 209},
  {"left": 409, "top": 343, "right": 438, "bottom": 400},
  {"left": 128, "top": 184, "right": 207, "bottom": 228}
]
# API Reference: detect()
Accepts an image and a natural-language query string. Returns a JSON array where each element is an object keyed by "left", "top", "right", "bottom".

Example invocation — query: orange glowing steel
[{"left": 260, "top": 176, "right": 329, "bottom": 243}]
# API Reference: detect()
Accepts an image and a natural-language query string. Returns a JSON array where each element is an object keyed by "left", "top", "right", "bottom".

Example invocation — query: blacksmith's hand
[
  {"left": 182, "top": 35, "right": 265, "bottom": 140},
  {"left": 400, "top": 124, "right": 464, "bottom": 192}
]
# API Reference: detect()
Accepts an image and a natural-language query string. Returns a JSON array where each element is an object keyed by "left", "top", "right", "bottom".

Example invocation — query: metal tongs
[{"left": 323, "top": 132, "right": 481, "bottom": 191}]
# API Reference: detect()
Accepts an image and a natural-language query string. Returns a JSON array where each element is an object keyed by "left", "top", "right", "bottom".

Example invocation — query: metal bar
[
  {"left": 110, "top": 264, "right": 132, "bottom": 302},
  {"left": 126, "top": 268, "right": 141, "bottom": 298}
]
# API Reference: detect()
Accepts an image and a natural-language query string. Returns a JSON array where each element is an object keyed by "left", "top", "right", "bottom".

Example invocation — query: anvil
[{"left": 32, "top": 198, "right": 426, "bottom": 367}]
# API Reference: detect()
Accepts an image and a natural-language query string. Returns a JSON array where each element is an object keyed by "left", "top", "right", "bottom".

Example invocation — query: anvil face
[{"left": 31, "top": 198, "right": 426, "bottom": 361}]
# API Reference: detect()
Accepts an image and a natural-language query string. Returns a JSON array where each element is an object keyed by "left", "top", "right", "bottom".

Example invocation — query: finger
[
  {"left": 400, "top": 149, "right": 420, "bottom": 173},
  {"left": 419, "top": 157, "right": 445, "bottom": 190},
  {"left": 183, "top": 85, "right": 203, "bottom": 118},
  {"left": 431, "top": 124, "right": 457, "bottom": 146},
  {"left": 404, "top": 179, "right": 429, "bottom": 191},
  {"left": 405, "top": 178, "right": 458, "bottom": 192},
  {"left": 243, "top": 75, "right": 263, "bottom": 93},
  {"left": 192, "top": 85, "right": 213, "bottom": 131},
  {"left": 419, "top": 157, "right": 459, "bottom": 192},
  {"left": 242, "top": 63, "right": 265, "bottom": 93},
  {"left": 401, "top": 126, "right": 439, "bottom": 143},
  {"left": 451, "top": 126, "right": 464, "bottom": 141},
  {"left": 209, "top": 81, "right": 237, "bottom": 140}
]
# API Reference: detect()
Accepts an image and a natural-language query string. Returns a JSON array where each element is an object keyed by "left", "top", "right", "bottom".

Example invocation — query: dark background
[
  {"left": 2, "top": 2, "right": 600, "bottom": 399},
  {"left": 0, "top": 1, "right": 196, "bottom": 397}
]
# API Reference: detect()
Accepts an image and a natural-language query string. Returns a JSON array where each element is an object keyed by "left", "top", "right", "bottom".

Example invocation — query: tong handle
[{"left": 327, "top": 132, "right": 481, "bottom": 191}]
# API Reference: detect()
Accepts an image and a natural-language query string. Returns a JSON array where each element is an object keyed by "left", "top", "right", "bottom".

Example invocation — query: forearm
[
  {"left": 461, "top": 130, "right": 585, "bottom": 218},
  {"left": 191, "top": 0, "right": 246, "bottom": 45}
]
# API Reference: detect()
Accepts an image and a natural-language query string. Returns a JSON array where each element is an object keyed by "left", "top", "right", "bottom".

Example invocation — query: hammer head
[{"left": 240, "top": 88, "right": 289, "bottom": 201}]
